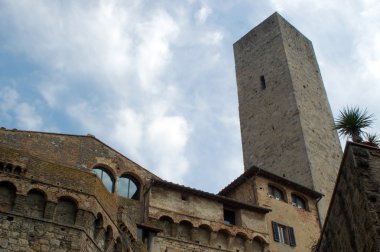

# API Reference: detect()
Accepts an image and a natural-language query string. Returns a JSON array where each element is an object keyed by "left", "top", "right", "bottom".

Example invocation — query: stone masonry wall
[
  {"left": 0, "top": 146, "right": 135, "bottom": 251},
  {"left": 234, "top": 12, "right": 313, "bottom": 187},
  {"left": 277, "top": 14, "right": 342, "bottom": 225},
  {"left": 0, "top": 213, "right": 99, "bottom": 252},
  {"left": 318, "top": 144, "right": 380, "bottom": 251},
  {"left": 0, "top": 129, "right": 158, "bottom": 186},
  {"left": 233, "top": 12, "right": 341, "bottom": 224}
]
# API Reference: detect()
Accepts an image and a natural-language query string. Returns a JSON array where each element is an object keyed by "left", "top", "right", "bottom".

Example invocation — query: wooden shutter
[
  {"left": 288, "top": 227, "right": 296, "bottom": 246},
  {"left": 272, "top": 221, "right": 280, "bottom": 242}
]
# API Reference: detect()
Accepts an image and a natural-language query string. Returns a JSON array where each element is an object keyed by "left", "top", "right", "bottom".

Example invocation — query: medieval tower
[{"left": 234, "top": 12, "right": 342, "bottom": 223}]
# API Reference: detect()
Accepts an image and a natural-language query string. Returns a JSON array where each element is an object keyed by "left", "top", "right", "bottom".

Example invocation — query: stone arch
[
  {"left": 54, "top": 196, "right": 78, "bottom": 225},
  {"left": 4, "top": 163, "right": 12, "bottom": 173},
  {"left": 118, "top": 173, "right": 141, "bottom": 200},
  {"left": 233, "top": 232, "right": 249, "bottom": 252},
  {"left": 178, "top": 220, "right": 193, "bottom": 240},
  {"left": 253, "top": 234, "right": 269, "bottom": 244},
  {"left": 195, "top": 224, "right": 212, "bottom": 245},
  {"left": 252, "top": 235, "right": 269, "bottom": 252},
  {"left": 13, "top": 165, "right": 22, "bottom": 175},
  {"left": 215, "top": 229, "right": 231, "bottom": 250},
  {"left": 0, "top": 181, "right": 16, "bottom": 211},
  {"left": 94, "top": 213, "right": 104, "bottom": 237},
  {"left": 105, "top": 226, "right": 113, "bottom": 249},
  {"left": 114, "top": 237, "right": 122, "bottom": 252},
  {"left": 159, "top": 215, "right": 174, "bottom": 236},
  {"left": 27, "top": 188, "right": 46, "bottom": 218}
]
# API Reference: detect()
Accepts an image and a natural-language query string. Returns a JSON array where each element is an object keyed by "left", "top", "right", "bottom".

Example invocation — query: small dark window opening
[
  {"left": 223, "top": 209, "right": 235, "bottom": 225},
  {"left": 181, "top": 194, "right": 188, "bottom": 201},
  {"left": 260, "top": 75, "right": 266, "bottom": 90}
]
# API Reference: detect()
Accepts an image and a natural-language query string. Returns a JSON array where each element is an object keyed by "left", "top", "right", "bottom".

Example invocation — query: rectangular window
[
  {"left": 272, "top": 221, "right": 296, "bottom": 246},
  {"left": 223, "top": 209, "right": 235, "bottom": 225},
  {"left": 260, "top": 75, "right": 266, "bottom": 90}
]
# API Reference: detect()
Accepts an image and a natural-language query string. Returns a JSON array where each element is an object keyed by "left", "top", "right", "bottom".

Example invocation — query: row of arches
[
  {"left": 0, "top": 181, "right": 126, "bottom": 251},
  {"left": 158, "top": 216, "right": 268, "bottom": 251},
  {"left": 0, "top": 161, "right": 25, "bottom": 175},
  {"left": 0, "top": 181, "right": 78, "bottom": 224},
  {"left": 93, "top": 166, "right": 140, "bottom": 200}
]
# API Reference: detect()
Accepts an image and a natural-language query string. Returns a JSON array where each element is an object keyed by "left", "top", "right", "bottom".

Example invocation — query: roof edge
[
  {"left": 219, "top": 166, "right": 323, "bottom": 199},
  {"left": 151, "top": 179, "right": 271, "bottom": 214}
]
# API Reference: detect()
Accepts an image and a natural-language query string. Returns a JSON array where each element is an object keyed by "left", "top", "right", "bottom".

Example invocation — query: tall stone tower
[{"left": 234, "top": 12, "right": 342, "bottom": 223}]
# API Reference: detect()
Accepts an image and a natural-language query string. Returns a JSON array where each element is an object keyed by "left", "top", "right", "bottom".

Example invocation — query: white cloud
[
  {"left": 136, "top": 10, "right": 179, "bottom": 91},
  {"left": 38, "top": 83, "right": 67, "bottom": 107},
  {"left": 0, "top": 86, "right": 42, "bottom": 130},
  {"left": 0, "top": 86, "right": 19, "bottom": 113},
  {"left": 195, "top": 4, "right": 212, "bottom": 24},
  {"left": 146, "top": 116, "right": 191, "bottom": 183},
  {"left": 14, "top": 103, "right": 43, "bottom": 130},
  {"left": 111, "top": 108, "right": 144, "bottom": 160},
  {"left": 201, "top": 31, "right": 224, "bottom": 45}
]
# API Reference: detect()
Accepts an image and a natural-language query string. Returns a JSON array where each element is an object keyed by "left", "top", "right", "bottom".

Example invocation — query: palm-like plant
[
  {"left": 334, "top": 106, "right": 374, "bottom": 142},
  {"left": 364, "top": 132, "right": 380, "bottom": 146}
]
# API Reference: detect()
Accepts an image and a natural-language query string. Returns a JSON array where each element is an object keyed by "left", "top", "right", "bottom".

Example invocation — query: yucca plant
[
  {"left": 364, "top": 132, "right": 380, "bottom": 146},
  {"left": 334, "top": 106, "right": 374, "bottom": 142}
]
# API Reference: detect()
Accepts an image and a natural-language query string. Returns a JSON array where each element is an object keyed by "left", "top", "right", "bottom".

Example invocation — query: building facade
[{"left": 0, "top": 13, "right": 347, "bottom": 252}]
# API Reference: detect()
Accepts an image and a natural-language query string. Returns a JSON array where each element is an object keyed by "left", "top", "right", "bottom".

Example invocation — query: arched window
[
  {"left": 0, "top": 181, "right": 16, "bottom": 211},
  {"left": 94, "top": 213, "right": 104, "bottom": 239},
  {"left": 27, "top": 189, "right": 46, "bottom": 218},
  {"left": 55, "top": 197, "right": 77, "bottom": 225},
  {"left": 93, "top": 166, "right": 114, "bottom": 193},
  {"left": 196, "top": 224, "right": 212, "bottom": 245},
  {"left": 159, "top": 216, "right": 174, "bottom": 236},
  {"left": 268, "top": 185, "right": 285, "bottom": 201},
  {"left": 118, "top": 175, "right": 140, "bottom": 200},
  {"left": 178, "top": 220, "right": 193, "bottom": 240},
  {"left": 114, "top": 237, "right": 122, "bottom": 252},
  {"left": 291, "top": 194, "right": 307, "bottom": 210},
  {"left": 105, "top": 226, "right": 113, "bottom": 249}
]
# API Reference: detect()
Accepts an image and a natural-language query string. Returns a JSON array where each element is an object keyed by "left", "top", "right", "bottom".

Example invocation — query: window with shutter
[
  {"left": 288, "top": 227, "right": 296, "bottom": 246},
  {"left": 272, "top": 221, "right": 280, "bottom": 242},
  {"left": 272, "top": 221, "right": 296, "bottom": 247}
]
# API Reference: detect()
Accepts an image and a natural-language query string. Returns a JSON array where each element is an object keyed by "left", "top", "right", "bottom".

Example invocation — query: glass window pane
[
  {"left": 93, "top": 167, "right": 114, "bottom": 193},
  {"left": 118, "top": 176, "right": 139, "bottom": 200},
  {"left": 129, "top": 180, "right": 138, "bottom": 198},
  {"left": 118, "top": 177, "right": 130, "bottom": 197},
  {"left": 102, "top": 172, "right": 113, "bottom": 192},
  {"left": 93, "top": 168, "right": 102, "bottom": 178}
]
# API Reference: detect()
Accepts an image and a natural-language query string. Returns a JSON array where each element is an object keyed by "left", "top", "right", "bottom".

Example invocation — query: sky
[{"left": 0, "top": 0, "right": 380, "bottom": 193}]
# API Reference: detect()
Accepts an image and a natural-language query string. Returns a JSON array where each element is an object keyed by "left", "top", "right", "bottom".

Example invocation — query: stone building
[
  {"left": 0, "top": 12, "right": 358, "bottom": 252},
  {"left": 317, "top": 142, "right": 380, "bottom": 251}
]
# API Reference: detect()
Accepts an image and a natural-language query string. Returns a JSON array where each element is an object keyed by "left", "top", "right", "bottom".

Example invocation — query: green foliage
[
  {"left": 365, "top": 132, "right": 380, "bottom": 146},
  {"left": 334, "top": 106, "right": 374, "bottom": 142}
]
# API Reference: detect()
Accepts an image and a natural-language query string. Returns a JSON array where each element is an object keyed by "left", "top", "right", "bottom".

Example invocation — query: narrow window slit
[{"left": 260, "top": 75, "right": 266, "bottom": 90}]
